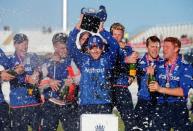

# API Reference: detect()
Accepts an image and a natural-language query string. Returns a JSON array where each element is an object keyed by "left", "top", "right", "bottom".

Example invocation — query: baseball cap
[
  {"left": 88, "top": 35, "right": 104, "bottom": 49},
  {"left": 13, "top": 33, "right": 28, "bottom": 44},
  {"left": 52, "top": 33, "right": 68, "bottom": 44}
]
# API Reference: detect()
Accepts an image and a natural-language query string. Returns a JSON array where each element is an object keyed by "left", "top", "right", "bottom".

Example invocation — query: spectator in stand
[{"left": 110, "top": 22, "right": 138, "bottom": 130}]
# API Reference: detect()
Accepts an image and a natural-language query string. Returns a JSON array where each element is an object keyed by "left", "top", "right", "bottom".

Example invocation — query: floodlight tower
[{"left": 63, "top": 0, "right": 67, "bottom": 32}]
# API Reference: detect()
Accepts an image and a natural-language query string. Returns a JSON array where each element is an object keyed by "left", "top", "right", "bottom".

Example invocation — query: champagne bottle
[
  {"left": 191, "top": 95, "right": 193, "bottom": 102},
  {"left": 148, "top": 73, "right": 157, "bottom": 105},
  {"left": 28, "top": 83, "right": 41, "bottom": 97},
  {"left": 148, "top": 73, "right": 156, "bottom": 85},
  {"left": 59, "top": 85, "right": 69, "bottom": 100},
  {"left": 7, "top": 69, "right": 18, "bottom": 76},
  {"left": 129, "top": 63, "right": 136, "bottom": 78},
  {"left": 28, "top": 84, "right": 36, "bottom": 96},
  {"left": 27, "top": 70, "right": 41, "bottom": 97}
]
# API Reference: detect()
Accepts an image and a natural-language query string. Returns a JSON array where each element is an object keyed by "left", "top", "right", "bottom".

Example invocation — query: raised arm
[
  {"left": 99, "top": 23, "right": 119, "bottom": 63},
  {"left": 67, "top": 27, "right": 85, "bottom": 68}
]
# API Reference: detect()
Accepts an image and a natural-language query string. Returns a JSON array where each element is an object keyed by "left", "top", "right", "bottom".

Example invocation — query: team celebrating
[{"left": 0, "top": 5, "right": 193, "bottom": 131}]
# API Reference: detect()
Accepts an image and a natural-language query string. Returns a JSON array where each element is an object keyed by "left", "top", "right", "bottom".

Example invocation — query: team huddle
[{"left": 1, "top": 7, "right": 193, "bottom": 131}]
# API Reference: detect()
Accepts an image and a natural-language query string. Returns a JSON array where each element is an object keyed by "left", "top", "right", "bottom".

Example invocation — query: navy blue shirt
[
  {"left": 68, "top": 28, "right": 119, "bottom": 105},
  {"left": 0, "top": 48, "right": 11, "bottom": 103},
  {"left": 9, "top": 53, "right": 41, "bottom": 107},
  {"left": 156, "top": 54, "right": 193, "bottom": 103},
  {"left": 41, "top": 56, "right": 72, "bottom": 99},
  {"left": 113, "top": 46, "right": 133, "bottom": 86},
  {"left": 137, "top": 53, "right": 163, "bottom": 100}
]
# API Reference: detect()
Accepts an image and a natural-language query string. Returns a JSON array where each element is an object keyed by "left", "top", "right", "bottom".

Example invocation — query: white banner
[{"left": 80, "top": 114, "right": 118, "bottom": 131}]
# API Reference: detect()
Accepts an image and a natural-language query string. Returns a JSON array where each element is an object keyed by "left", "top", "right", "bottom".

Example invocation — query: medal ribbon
[
  {"left": 145, "top": 54, "right": 159, "bottom": 67},
  {"left": 165, "top": 58, "right": 177, "bottom": 85},
  {"left": 17, "top": 54, "right": 24, "bottom": 65}
]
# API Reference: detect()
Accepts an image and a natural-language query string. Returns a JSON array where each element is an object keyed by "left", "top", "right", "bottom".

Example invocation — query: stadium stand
[
  {"left": 128, "top": 24, "right": 193, "bottom": 56},
  {"left": 129, "top": 24, "right": 193, "bottom": 44},
  {"left": 0, "top": 29, "right": 63, "bottom": 55},
  {"left": 1, "top": 24, "right": 193, "bottom": 57}
]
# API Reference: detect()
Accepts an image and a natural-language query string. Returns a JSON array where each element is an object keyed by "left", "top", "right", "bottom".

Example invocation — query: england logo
[{"left": 95, "top": 124, "right": 105, "bottom": 131}]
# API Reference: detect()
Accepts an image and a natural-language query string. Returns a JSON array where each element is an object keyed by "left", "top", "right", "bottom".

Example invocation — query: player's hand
[
  {"left": 99, "top": 22, "right": 104, "bottom": 32},
  {"left": 148, "top": 81, "right": 160, "bottom": 92},
  {"left": 146, "top": 66, "right": 155, "bottom": 75},
  {"left": 65, "top": 78, "right": 74, "bottom": 87},
  {"left": 40, "top": 94, "right": 45, "bottom": 104},
  {"left": 15, "top": 64, "right": 25, "bottom": 75},
  {"left": 76, "top": 14, "right": 84, "bottom": 30},
  {"left": 1, "top": 71, "right": 15, "bottom": 81},
  {"left": 49, "top": 79, "right": 61, "bottom": 91},
  {"left": 125, "top": 51, "right": 139, "bottom": 64}
]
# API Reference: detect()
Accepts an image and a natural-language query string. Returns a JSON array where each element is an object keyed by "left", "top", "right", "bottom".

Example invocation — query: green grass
[
  {"left": 57, "top": 122, "right": 63, "bottom": 131},
  {"left": 190, "top": 111, "right": 193, "bottom": 122},
  {"left": 28, "top": 109, "right": 125, "bottom": 131},
  {"left": 29, "top": 111, "right": 193, "bottom": 131},
  {"left": 113, "top": 109, "right": 125, "bottom": 131},
  {"left": 56, "top": 109, "right": 125, "bottom": 131}
]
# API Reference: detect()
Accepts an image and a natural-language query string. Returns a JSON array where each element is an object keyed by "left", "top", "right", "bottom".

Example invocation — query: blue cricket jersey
[
  {"left": 137, "top": 53, "right": 163, "bottom": 100},
  {"left": 156, "top": 54, "right": 193, "bottom": 103},
  {"left": 68, "top": 28, "right": 119, "bottom": 105},
  {"left": 0, "top": 48, "right": 11, "bottom": 103},
  {"left": 9, "top": 53, "right": 41, "bottom": 108}
]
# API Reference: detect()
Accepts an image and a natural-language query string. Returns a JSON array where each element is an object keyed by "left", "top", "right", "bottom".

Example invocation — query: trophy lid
[{"left": 81, "top": 5, "right": 107, "bottom": 22}]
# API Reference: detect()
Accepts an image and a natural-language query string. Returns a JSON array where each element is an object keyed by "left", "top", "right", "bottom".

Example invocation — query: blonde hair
[{"left": 110, "top": 23, "right": 125, "bottom": 34}]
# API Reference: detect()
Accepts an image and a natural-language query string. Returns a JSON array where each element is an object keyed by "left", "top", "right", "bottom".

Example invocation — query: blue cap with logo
[
  {"left": 88, "top": 35, "right": 104, "bottom": 49},
  {"left": 13, "top": 33, "right": 28, "bottom": 44}
]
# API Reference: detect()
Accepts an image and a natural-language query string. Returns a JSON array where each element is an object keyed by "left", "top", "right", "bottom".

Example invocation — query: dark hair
[
  {"left": 13, "top": 33, "right": 28, "bottom": 44},
  {"left": 52, "top": 33, "right": 68, "bottom": 44},
  {"left": 110, "top": 22, "right": 125, "bottom": 34},
  {"left": 79, "top": 31, "right": 92, "bottom": 53},
  {"left": 164, "top": 37, "right": 181, "bottom": 52},
  {"left": 146, "top": 36, "right": 161, "bottom": 47},
  {"left": 79, "top": 31, "right": 92, "bottom": 42}
]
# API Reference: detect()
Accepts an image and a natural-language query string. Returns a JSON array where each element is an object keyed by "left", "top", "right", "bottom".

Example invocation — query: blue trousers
[
  {"left": 10, "top": 105, "right": 41, "bottom": 131},
  {"left": 134, "top": 98, "right": 155, "bottom": 131},
  {"left": 40, "top": 101, "right": 79, "bottom": 131},
  {"left": 0, "top": 102, "right": 10, "bottom": 131},
  {"left": 152, "top": 102, "right": 192, "bottom": 131},
  {"left": 112, "top": 87, "right": 134, "bottom": 131},
  {"left": 79, "top": 104, "right": 112, "bottom": 114}
]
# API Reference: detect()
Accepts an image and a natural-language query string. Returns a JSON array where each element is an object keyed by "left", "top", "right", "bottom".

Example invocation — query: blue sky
[{"left": 1, "top": 0, "right": 193, "bottom": 37}]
